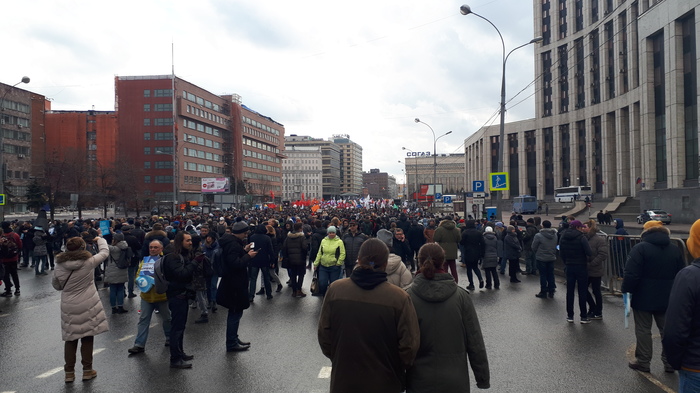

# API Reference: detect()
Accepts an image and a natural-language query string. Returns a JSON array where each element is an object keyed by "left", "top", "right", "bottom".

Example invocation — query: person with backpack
[
  {"left": 163, "top": 232, "right": 198, "bottom": 369},
  {"left": 127, "top": 239, "right": 171, "bottom": 355},
  {"left": 105, "top": 233, "right": 130, "bottom": 314},
  {"left": 217, "top": 221, "right": 257, "bottom": 352},
  {"left": 0, "top": 221, "right": 22, "bottom": 297}
]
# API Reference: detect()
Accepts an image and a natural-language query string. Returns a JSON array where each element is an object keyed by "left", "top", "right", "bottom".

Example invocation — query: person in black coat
[
  {"left": 622, "top": 221, "right": 685, "bottom": 373},
  {"left": 558, "top": 220, "right": 592, "bottom": 324},
  {"left": 460, "top": 220, "right": 485, "bottom": 291},
  {"left": 162, "top": 232, "right": 197, "bottom": 369},
  {"left": 503, "top": 226, "right": 522, "bottom": 283},
  {"left": 281, "top": 222, "right": 308, "bottom": 297},
  {"left": 217, "top": 221, "right": 257, "bottom": 352},
  {"left": 248, "top": 224, "right": 275, "bottom": 300},
  {"left": 406, "top": 220, "right": 426, "bottom": 265}
]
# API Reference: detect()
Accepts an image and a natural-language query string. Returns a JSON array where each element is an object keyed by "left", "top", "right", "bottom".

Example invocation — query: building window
[
  {"left": 605, "top": 22, "right": 615, "bottom": 99},
  {"left": 154, "top": 118, "right": 173, "bottom": 126},
  {"left": 577, "top": 121, "right": 587, "bottom": 186},
  {"left": 143, "top": 118, "right": 151, "bottom": 126},
  {"left": 144, "top": 176, "right": 151, "bottom": 183},
  {"left": 619, "top": 11, "right": 629, "bottom": 94},
  {"left": 590, "top": 29, "right": 601, "bottom": 104},
  {"left": 593, "top": 117, "right": 603, "bottom": 193},
  {"left": 144, "top": 90, "right": 151, "bottom": 98},
  {"left": 575, "top": 0, "right": 583, "bottom": 32},
  {"left": 155, "top": 161, "right": 173, "bottom": 169},
  {"left": 154, "top": 104, "right": 172, "bottom": 112},
  {"left": 156, "top": 176, "right": 173, "bottom": 183},
  {"left": 144, "top": 161, "right": 151, "bottom": 169},
  {"left": 558, "top": 0, "right": 567, "bottom": 39},
  {"left": 144, "top": 147, "right": 151, "bottom": 155},
  {"left": 154, "top": 89, "right": 173, "bottom": 97},
  {"left": 542, "top": 51, "right": 553, "bottom": 117},
  {"left": 575, "top": 38, "right": 585, "bottom": 109},
  {"left": 544, "top": 127, "right": 554, "bottom": 195},
  {"left": 144, "top": 133, "right": 151, "bottom": 140},
  {"left": 561, "top": 124, "right": 571, "bottom": 187},
  {"left": 591, "top": 0, "right": 599, "bottom": 23},
  {"left": 154, "top": 132, "right": 172, "bottom": 140},
  {"left": 143, "top": 104, "right": 151, "bottom": 112},
  {"left": 682, "top": 14, "right": 698, "bottom": 182},
  {"left": 559, "top": 44, "right": 569, "bottom": 113},
  {"left": 542, "top": 0, "right": 551, "bottom": 45},
  {"left": 652, "top": 32, "right": 667, "bottom": 184}
]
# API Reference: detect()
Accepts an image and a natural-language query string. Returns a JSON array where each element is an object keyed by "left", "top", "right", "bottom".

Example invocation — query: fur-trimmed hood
[
  {"left": 56, "top": 249, "right": 93, "bottom": 266},
  {"left": 145, "top": 229, "right": 168, "bottom": 239}
]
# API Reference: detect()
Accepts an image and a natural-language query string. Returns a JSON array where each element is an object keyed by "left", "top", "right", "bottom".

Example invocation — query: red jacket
[{"left": 1, "top": 232, "right": 22, "bottom": 263}]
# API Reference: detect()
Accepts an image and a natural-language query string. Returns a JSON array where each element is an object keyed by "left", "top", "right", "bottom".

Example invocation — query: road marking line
[
  {"left": 25, "top": 305, "right": 39, "bottom": 310},
  {"left": 2, "top": 390, "right": 18, "bottom": 393},
  {"left": 318, "top": 366, "right": 332, "bottom": 379},
  {"left": 150, "top": 322, "right": 159, "bottom": 328},
  {"left": 116, "top": 335, "right": 134, "bottom": 342},
  {"left": 0, "top": 313, "right": 10, "bottom": 318},
  {"left": 35, "top": 367, "right": 63, "bottom": 379},
  {"left": 94, "top": 348, "right": 106, "bottom": 355}
]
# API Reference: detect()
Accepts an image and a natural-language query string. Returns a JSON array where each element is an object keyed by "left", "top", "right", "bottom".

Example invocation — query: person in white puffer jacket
[{"left": 377, "top": 229, "right": 413, "bottom": 288}]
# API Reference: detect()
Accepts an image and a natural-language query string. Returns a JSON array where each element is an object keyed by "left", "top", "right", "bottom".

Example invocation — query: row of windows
[
  {"left": 143, "top": 89, "right": 172, "bottom": 98},
  {"left": 182, "top": 91, "right": 223, "bottom": 113},
  {"left": 184, "top": 176, "right": 202, "bottom": 185},
  {"left": 183, "top": 161, "right": 223, "bottom": 174},
  {"left": 143, "top": 118, "right": 173, "bottom": 126},
  {"left": 186, "top": 104, "right": 226, "bottom": 126},
  {"left": 143, "top": 132, "right": 173, "bottom": 141},
  {"left": 0, "top": 115, "right": 30, "bottom": 128},
  {"left": 184, "top": 120, "right": 222, "bottom": 137},
  {"left": 4, "top": 144, "right": 30, "bottom": 155},
  {"left": 283, "top": 158, "right": 321, "bottom": 165},
  {"left": 243, "top": 126, "right": 279, "bottom": 146},
  {"left": 2, "top": 128, "right": 31, "bottom": 142},
  {"left": 183, "top": 147, "right": 222, "bottom": 162},
  {"left": 183, "top": 133, "right": 221, "bottom": 149},
  {"left": 143, "top": 175, "right": 173, "bottom": 184},
  {"left": 284, "top": 185, "right": 320, "bottom": 191},
  {"left": 243, "top": 149, "right": 280, "bottom": 164},
  {"left": 7, "top": 170, "right": 29, "bottom": 180},
  {"left": 0, "top": 100, "right": 30, "bottom": 114},
  {"left": 143, "top": 161, "right": 173, "bottom": 169},
  {"left": 242, "top": 116, "right": 280, "bottom": 136},
  {"left": 243, "top": 137, "right": 279, "bottom": 154},
  {"left": 244, "top": 159, "right": 280, "bottom": 173},
  {"left": 143, "top": 147, "right": 173, "bottom": 155},
  {"left": 143, "top": 104, "right": 173, "bottom": 112},
  {"left": 243, "top": 171, "right": 280, "bottom": 183}
]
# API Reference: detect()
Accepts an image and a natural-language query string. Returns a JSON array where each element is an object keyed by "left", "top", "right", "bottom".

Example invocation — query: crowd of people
[{"left": 1, "top": 205, "right": 699, "bottom": 391}]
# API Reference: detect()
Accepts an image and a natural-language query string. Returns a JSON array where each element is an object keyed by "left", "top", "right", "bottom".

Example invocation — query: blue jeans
[
  {"left": 134, "top": 299, "right": 171, "bottom": 348},
  {"left": 34, "top": 255, "right": 48, "bottom": 274},
  {"left": 127, "top": 265, "right": 137, "bottom": 294},
  {"left": 226, "top": 309, "right": 244, "bottom": 350},
  {"left": 679, "top": 369, "right": 700, "bottom": 392},
  {"left": 318, "top": 265, "right": 341, "bottom": 295},
  {"left": 249, "top": 266, "right": 271, "bottom": 298},
  {"left": 109, "top": 283, "right": 125, "bottom": 307},
  {"left": 565, "top": 264, "right": 588, "bottom": 319},
  {"left": 208, "top": 274, "right": 219, "bottom": 304},
  {"left": 499, "top": 257, "right": 507, "bottom": 273},
  {"left": 537, "top": 260, "right": 556, "bottom": 293},
  {"left": 168, "top": 294, "right": 189, "bottom": 363}
]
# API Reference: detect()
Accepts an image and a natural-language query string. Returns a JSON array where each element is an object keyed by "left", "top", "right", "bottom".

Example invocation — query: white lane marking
[
  {"left": 0, "top": 313, "right": 9, "bottom": 318},
  {"left": 116, "top": 335, "right": 134, "bottom": 342},
  {"left": 317, "top": 366, "right": 332, "bottom": 379},
  {"left": 93, "top": 348, "right": 106, "bottom": 355},
  {"left": 2, "top": 390, "right": 18, "bottom": 393},
  {"left": 25, "top": 305, "right": 39, "bottom": 310},
  {"left": 35, "top": 367, "right": 63, "bottom": 379},
  {"left": 149, "top": 322, "right": 159, "bottom": 328}
]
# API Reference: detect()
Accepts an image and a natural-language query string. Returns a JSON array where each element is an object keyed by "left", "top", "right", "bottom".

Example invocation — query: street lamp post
[
  {"left": 0, "top": 76, "right": 30, "bottom": 222},
  {"left": 460, "top": 4, "right": 542, "bottom": 214},
  {"left": 414, "top": 119, "right": 452, "bottom": 208}
]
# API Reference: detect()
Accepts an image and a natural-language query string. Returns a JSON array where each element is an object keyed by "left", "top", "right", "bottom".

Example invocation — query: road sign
[
  {"left": 473, "top": 198, "right": 485, "bottom": 204},
  {"left": 474, "top": 192, "right": 485, "bottom": 198},
  {"left": 0, "top": 194, "right": 5, "bottom": 205},
  {"left": 443, "top": 195, "right": 452, "bottom": 204},
  {"left": 489, "top": 172, "right": 509, "bottom": 191},
  {"left": 434, "top": 193, "right": 442, "bottom": 200},
  {"left": 473, "top": 181, "right": 485, "bottom": 192}
]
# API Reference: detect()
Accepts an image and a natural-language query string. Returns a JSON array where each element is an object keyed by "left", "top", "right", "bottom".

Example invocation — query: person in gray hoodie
[
  {"left": 105, "top": 233, "right": 130, "bottom": 314},
  {"left": 531, "top": 220, "right": 558, "bottom": 298}
]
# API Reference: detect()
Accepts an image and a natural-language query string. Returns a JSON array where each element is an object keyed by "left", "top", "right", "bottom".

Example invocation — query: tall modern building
[
  {"left": 464, "top": 0, "right": 700, "bottom": 222},
  {"left": 332, "top": 135, "right": 363, "bottom": 197},
  {"left": 0, "top": 80, "right": 46, "bottom": 214},
  {"left": 282, "top": 143, "right": 322, "bottom": 201},
  {"left": 284, "top": 135, "right": 340, "bottom": 199},
  {"left": 115, "top": 75, "right": 283, "bottom": 212}
]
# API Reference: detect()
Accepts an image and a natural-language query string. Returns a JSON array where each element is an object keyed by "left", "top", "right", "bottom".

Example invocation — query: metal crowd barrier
[{"left": 602, "top": 234, "right": 691, "bottom": 295}]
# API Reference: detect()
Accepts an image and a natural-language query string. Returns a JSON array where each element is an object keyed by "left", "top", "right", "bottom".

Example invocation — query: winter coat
[
  {"left": 558, "top": 228, "right": 591, "bottom": 265},
  {"left": 531, "top": 228, "right": 558, "bottom": 262},
  {"left": 341, "top": 231, "right": 366, "bottom": 268},
  {"left": 191, "top": 252, "right": 209, "bottom": 291},
  {"left": 33, "top": 230, "right": 48, "bottom": 257},
  {"left": 309, "top": 228, "right": 327, "bottom": 262},
  {"left": 586, "top": 231, "right": 608, "bottom": 277},
  {"left": 433, "top": 220, "right": 460, "bottom": 260},
  {"left": 282, "top": 232, "right": 308, "bottom": 268},
  {"left": 104, "top": 241, "right": 129, "bottom": 284},
  {"left": 249, "top": 230, "right": 275, "bottom": 268},
  {"left": 663, "top": 260, "right": 700, "bottom": 371},
  {"left": 162, "top": 250, "right": 197, "bottom": 298},
  {"left": 392, "top": 238, "right": 413, "bottom": 264},
  {"left": 503, "top": 231, "right": 522, "bottom": 260},
  {"left": 481, "top": 232, "right": 499, "bottom": 268},
  {"left": 406, "top": 273, "right": 490, "bottom": 392},
  {"left": 460, "top": 228, "right": 485, "bottom": 263},
  {"left": 318, "top": 270, "right": 420, "bottom": 393},
  {"left": 621, "top": 227, "right": 685, "bottom": 312},
  {"left": 141, "top": 229, "right": 169, "bottom": 257},
  {"left": 423, "top": 226, "right": 436, "bottom": 243},
  {"left": 0, "top": 231, "right": 22, "bottom": 264},
  {"left": 386, "top": 254, "right": 413, "bottom": 288},
  {"left": 216, "top": 234, "right": 252, "bottom": 311},
  {"left": 407, "top": 223, "right": 426, "bottom": 252},
  {"left": 314, "top": 236, "right": 346, "bottom": 267},
  {"left": 52, "top": 237, "right": 110, "bottom": 341},
  {"left": 522, "top": 223, "right": 539, "bottom": 251}
]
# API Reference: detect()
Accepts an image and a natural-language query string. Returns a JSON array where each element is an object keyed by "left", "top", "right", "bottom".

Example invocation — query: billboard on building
[{"left": 201, "top": 177, "right": 230, "bottom": 193}]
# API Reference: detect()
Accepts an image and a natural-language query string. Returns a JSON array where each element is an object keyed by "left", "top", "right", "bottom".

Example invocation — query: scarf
[{"left": 350, "top": 268, "right": 388, "bottom": 290}]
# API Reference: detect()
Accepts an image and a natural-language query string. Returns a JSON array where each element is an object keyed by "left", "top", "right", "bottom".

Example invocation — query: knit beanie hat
[
  {"left": 642, "top": 220, "right": 664, "bottom": 231},
  {"left": 687, "top": 219, "right": 700, "bottom": 259},
  {"left": 377, "top": 229, "right": 393, "bottom": 248},
  {"left": 232, "top": 221, "right": 249, "bottom": 234}
]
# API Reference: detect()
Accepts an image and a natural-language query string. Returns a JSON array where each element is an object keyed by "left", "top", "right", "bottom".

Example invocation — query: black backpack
[
  {"left": 111, "top": 248, "right": 133, "bottom": 269},
  {"left": 0, "top": 235, "right": 19, "bottom": 259}
]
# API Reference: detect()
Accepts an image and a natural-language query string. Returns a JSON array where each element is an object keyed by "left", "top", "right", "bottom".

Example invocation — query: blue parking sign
[
  {"left": 472, "top": 181, "right": 484, "bottom": 192},
  {"left": 435, "top": 193, "right": 442, "bottom": 200},
  {"left": 443, "top": 195, "right": 452, "bottom": 204}
]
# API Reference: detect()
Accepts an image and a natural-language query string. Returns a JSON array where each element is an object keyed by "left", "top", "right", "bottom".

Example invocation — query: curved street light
[
  {"left": 414, "top": 118, "right": 452, "bottom": 208},
  {"left": 460, "top": 4, "right": 542, "bottom": 213}
]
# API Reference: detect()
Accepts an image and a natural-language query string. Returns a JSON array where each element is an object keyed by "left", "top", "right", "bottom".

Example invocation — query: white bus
[{"left": 554, "top": 186, "right": 593, "bottom": 203}]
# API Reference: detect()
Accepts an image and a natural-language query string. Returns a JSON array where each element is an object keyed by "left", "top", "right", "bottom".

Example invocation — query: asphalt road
[{"left": 0, "top": 263, "right": 681, "bottom": 393}]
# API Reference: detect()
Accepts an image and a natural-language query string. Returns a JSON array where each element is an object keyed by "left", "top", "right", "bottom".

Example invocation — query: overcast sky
[{"left": 3, "top": 0, "right": 538, "bottom": 184}]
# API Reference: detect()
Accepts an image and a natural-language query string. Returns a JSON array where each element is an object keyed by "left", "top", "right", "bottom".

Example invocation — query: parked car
[
  {"left": 636, "top": 209, "right": 672, "bottom": 225},
  {"left": 190, "top": 206, "right": 202, "bottom": 213}
]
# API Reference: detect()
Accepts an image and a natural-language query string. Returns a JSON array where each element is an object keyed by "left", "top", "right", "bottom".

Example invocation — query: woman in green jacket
[
  {"left": 406, "top": 243, "right": 490, "bottom": 392},
  {"left": 313, "top": 226, "right": 346, "bottom": 295}
]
